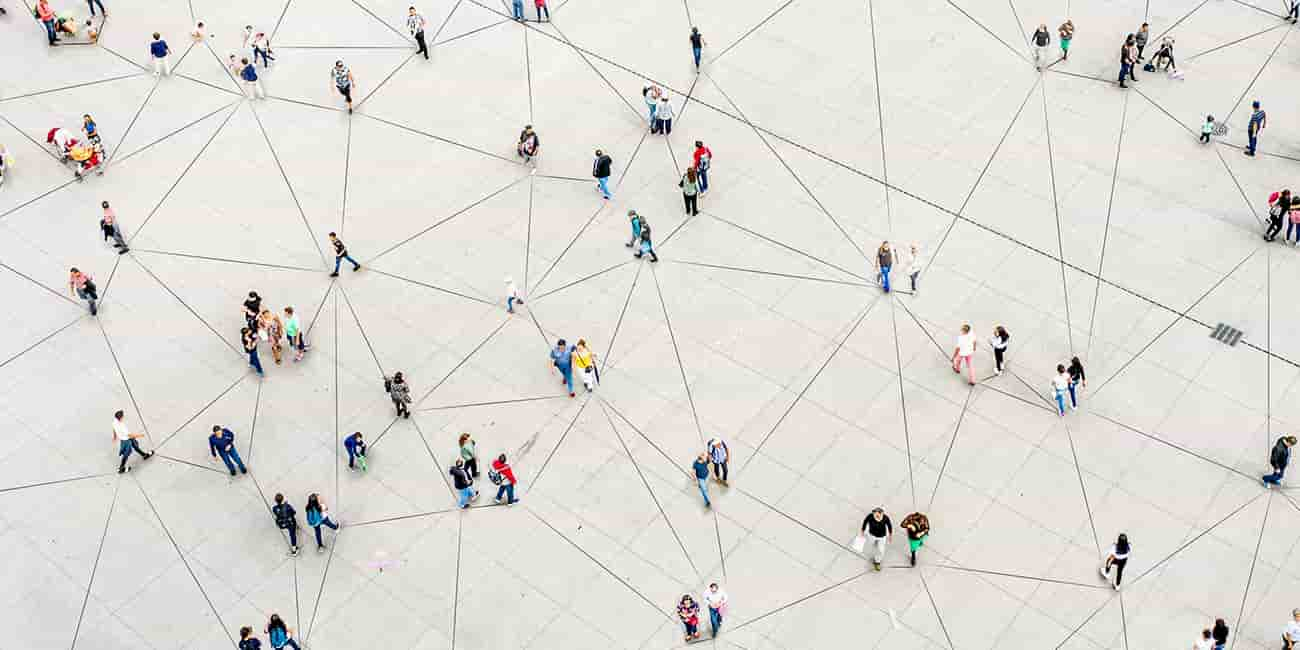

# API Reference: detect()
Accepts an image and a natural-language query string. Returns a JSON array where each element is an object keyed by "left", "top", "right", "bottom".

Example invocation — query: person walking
[
  {"left": 333, "top": 60, "right": 355, "bottom": 114},
  {"left": 251, "top": 31, "right": 274, "bottom": 67},
  {"left": 284, "top": 306, "right": 307, "bottom": 361},
  {"left": 680, "top": 167, "right": 700, "bottom": 216},
  {"left": 344, "top": 431, "right": 367, "bottom": 471},
  {"left": 550, "top": 339, "right": 576, "bottom": 397},
  {"left": 305, "top": 493, "right": 340, "bottom": 552},
  {"left": 636, "top": 222, "right": 659, "bottom": 262},
  {"left": 876, "top": 241, "right": 893, "bottom": 293},
  {"left": 240, "top": 58, "right": 265, "bottom": 99},
  {"left": 407, "top": 7, "right": 428, "bottom": 59},
  {"left": 328, "top": 232, "right": 361, "bottom": 276},
  {"left": 693, "top": 453, "right": 712, "bottom": 507},
  {"left": 990, "top": 326, "right": 1010, "bottom": 375},
  {"left": 625, "top": 210, "right": 644, "bottom": 248},
  {"left": 385, "top": 371, "right": 411, "bottom": 417},
  {"left": 643, "top": 84, "right": 661, "bottom": 127},
  {"left": 1058, "top": 20, "right": 1074, "bottom": 60},
  {"left": 572, "top": 339, "right": 597, "bottom": 392},
  {"left": 259, "top": 308, "right": 285, "bottom": 365},
  {"left": 1245, "top": 100, "right": 1265, "bottom": 156},
  {"left": 37, "top": 0, "right": 57, "bottom": 45},
  {"left": 1270, "top": 190, "right": 1293, "bottom": 242},
  {"left": 702, "top": 583, "right": 728, "bottom": 638},
  {"left": 491, "top": 453, "right": 519, "bottom": 505},
  {"left": 652, "top": 95, "right": 674, "bottom": 135},
  {"left": 951, "top": 324, "right": 976, "bottom": 385},
  {"left": 68, "top": 267, "right": 98, "bottom": 315},
  {"left": 505, "top": 276, "right": 523, "bottom": 313},
  {"left": 593, "top": 149, "right": 612, "bottom": 199},
  {"left": 150, "top": 33, "right": 171, "bottom": 76},
  {"left": 1201, "top": 115, "right": 1216, "bottom": 144},
  {"left": 1052, "top": 364, "right": 1070, "bottom": 417},
  {"left": 1211, "top": 619, "right": 1229, "bottom": 650},
  {"left": 113, "top": 410, "right": 153, "bottom": 473},
  {"left": 533, "top": 0, "right": 549, "bottom": 21},
  {"left": 451, "top": 459, "right": 478, "bottom": 508},
  {"left": 265, "top": 614, "right": 301, "bottom": 650},
  {"left": 860, "top": 507, "right": 892, "bottom": 570},
  {"left": 689, "top": 27, "right": 706, "bottom": 71},
  {"left": 1282, "top": 609, "right": 1300, "bottom": 649},
  {"left": 243, "top": 291, "right": 262, "bottom": 330},
  {"left": 905, "top": 243, "right": 924, "bottom": 293},
  {"left": 1193, "top": 629, "right": 1213, "bottom": 650},
  {"left": 1263, "top": 435, "right": 1297, "bottom": 486},
  {"left": 511, "top": 0, "right": 524, "bottom": 20},
  {"left": 692, "top": 140, "right": 712, "bottom": 194},
  {"left": 1067, "top": 356, "right": 1086, "bottom": 409},
  {"left": 242, "top": 327, "right": 264, "bottom": 377},
  {"left": 209, "top": 425, "right": 248, "bottom": 476},
  {"left": 271, "top": 494, "right": 300, "bottom": 555},
  {"left": 99, "top": 201, "right": 129, "bottom": 252},
  {"left": 900, "top": 511, "right": 929, "bottom": 566},
  {"left": 678, "top": 595, "right": 702, "bottom": 641},
  {"left": 238, "top": 626, "right": 261, "bottom": 650},
  {"left": 708, "top": 437, "right": 729, "bottom": 485},
  {"left": 1031, "top": 23, "right": 1051, "bottom": 69},
  {"left": 1118, "top": 36, "right": 1134, "bottom": 88},
  {"left": 1099, "top": 533, "right": 1130, "bottom": 590},
  {"left": 1134, "top": 23, "right": 1149, "bottom": 60},
  {"left": 1290, "top": 206, "right": 1300, "bottom": 247},
  {"left": 458, "top": 433, "right": 479, "bottom": 477}
]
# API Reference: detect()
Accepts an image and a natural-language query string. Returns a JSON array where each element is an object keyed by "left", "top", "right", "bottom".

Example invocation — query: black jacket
[
  {"left": 593, "top": 154, "right": 612, "bottom": 178},
  {"left": 272, "top": 503, "right": 296, "bottom": 529},
  {"left": 1270, "top": 439, "right": 1291, "bottom": 470},
  {"left": 450, "top": 466, "right": 473, "bottom": 489}
]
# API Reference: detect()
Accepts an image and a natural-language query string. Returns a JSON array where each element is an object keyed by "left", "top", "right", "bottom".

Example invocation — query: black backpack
[
  {"left": 640, "top": 223, "right": 651, "bottom": 240},
  {"left": 1271, "top": 441, "right": 1289, "bottom": 467}
]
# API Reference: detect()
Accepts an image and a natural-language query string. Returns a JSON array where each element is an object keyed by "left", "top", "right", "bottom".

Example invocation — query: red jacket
[
  {"left": 492, "top": 458, "right": 516, "bottom": 485},
  {"left": 692, "top": 145, "right": 712, "bottom": 170}
]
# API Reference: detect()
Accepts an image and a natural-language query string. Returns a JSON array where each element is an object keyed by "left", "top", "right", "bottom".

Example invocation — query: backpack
[
  {"left": 268, "top": 626, "right": 288, "bottom": 648},
  {"left": 1271, "top": 441, "right": 1289, "bottom": 467},
  {"left": 306, "top": 507, "right": 322, "bottom": 527},
  {"left": 488, "top": 468, "right": 504, "bottom": 485}
]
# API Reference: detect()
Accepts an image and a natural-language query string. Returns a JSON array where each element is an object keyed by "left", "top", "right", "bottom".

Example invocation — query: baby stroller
[
  {"left": 69, "top": 143, "right": 104, "bottom": 180},
  {"left": 46, "top": 127, "right": 77, "bottom": 162}
]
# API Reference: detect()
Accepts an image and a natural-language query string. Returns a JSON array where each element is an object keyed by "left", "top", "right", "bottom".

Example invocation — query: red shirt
[
  {"left": 492, "top": 458, "right": 516, "bottom": 485},
  {"left": 692, "top": 145, "right": 712, "bottom": 169},
  {"left": 37, "top": 0, "right": 53, "bottom": 20}
]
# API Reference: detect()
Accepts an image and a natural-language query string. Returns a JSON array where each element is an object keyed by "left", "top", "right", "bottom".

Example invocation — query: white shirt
[
  {"left": 112, "top": 417, "right": 130, "bottom": 441},
  {"left": 1051, "top": 373, "right": 1069, "bottom": 392},
  {"left": 1285, "top": 620, "right": 1300, "bottom": 642},
  {"left": 907, "top": 251, "right": 924, "bottom": 275},
  {"left": 955, "top": 332, "right": 975, "bottom": 356},
  {"left": 1192, "top": 638, "right": 1212, "bottom": 650},
  {"left": 702, "top": 588, "right": 727, "bottom": 609},
  {"left": 1108, "top": 544, "right": 1129, "bottom": 561},
  {"left": 657, "top": 100, "right": 674, "bottom": 120}
]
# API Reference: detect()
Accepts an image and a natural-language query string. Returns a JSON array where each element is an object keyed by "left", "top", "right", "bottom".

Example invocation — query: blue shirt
[
  {"left": 344, "top": 433, "right": 364, "bottom": 451},
  {"left": 693, "top": 459, "right": 710, "bottom": 479},
  {"left": 209, "top": 429, "right": 235, "bottom": 456},
  {"left": 1250, "top": 110, "right": 1266, "bottom": 134},
  {"left": 241, "top": 64, "right": 258, "bottom": 82},
  {"left": 550, "top": 346, "right": 573, "bottom": 370},
  {"left": 150, "top": 40, "right": 169, "bottom": 58}
]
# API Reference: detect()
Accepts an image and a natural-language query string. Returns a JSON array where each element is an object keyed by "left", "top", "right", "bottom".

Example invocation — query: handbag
[{"left": 851, "top": 534, "right": 867, "bottom": 553}]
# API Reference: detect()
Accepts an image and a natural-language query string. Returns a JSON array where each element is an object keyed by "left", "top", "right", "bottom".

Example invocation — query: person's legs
[
  {"left": 880, "top": 265, "right": 891, "bottom": 292},
  {"left": 286, "top": 524, "right": 298, "bottom": 550},
  {"left": 415, "top": 31, "right": 428, "bottom": 58},
  {"left": 1118, "top": 64, "right": 1128, "bottom": 85},
  {"left": 1113, "top": 559, "right": 1125, "bottom": 587},
  {"left": 129, "top": 439, "right": 149, "bottom": 459},
  {"left": 542, "top": 4, "right": 549, "bottom": 19},
  {"left": 219, "top": 451, "right": 237, "bottom": 474},
  {"left": 458, "top": 487, "right": 471, "bottom": 508},
  {"left": 466, "top": 457, "right": 478, "bottom": 478},
  {"left": 283, "top": 639, "right": 301, "bottom": 650},
  {"left": 562, "top": 366, "right": 574, "bottom": 394},
  {"left": 346, "top": 446, "right": 356, "bottom": 469},
  {"left": 685, "top": 193, "right": 697, "bottom": 215},
  {"left": 963, "top": 355, "right": 974, "bottom": 383},
  {"left": 598, "top": 176, "right": 611, "bottom": 199},
  {"left": 871, "top": 534, "right": 886, "bottom": 565},
  {"left": 1055, "top": 390, "right": 1066, "bottom": 416},
  {"left": 313, "top": 525, "right": 324, "bottom": 548},
  {"left": 1248, "top": 133, "right": 1258, "bottom": 155},
  {"left": 118, "top": 448, "right": 129, "bottom": 472},
  {"left": 994, "top": 347, "right": 1004, "bottom": 372},
  {"left": 698, "top": 167, "right": 708, "bottom": 192},
  {"left": 664, "top": 119, "right": 672, "bottom": 135},
  {"left": 709, "top": 607, "right": 721, "bottom": 636},
  {"left": 228, "top": 448, "right": 247, "bottom": 473},
  {"left": 1068, "top": 381, "right": 1078, "bottom": 408},
  {"left": 77, "top": 288, "right": 97, "bottom": 315},
  {"left": 44, "top": 19, "right": 57, "bottom": 44},
  {"left": 110, "top": 225, "right": 127, "bottom": 249},
  {"left": 697, "top": 478, "right": 710, "bottom": 506},
  {"left": 249, "top": 350, "right": 264, "bottom": 375},
  {"left": 693, "top": 46, "right": 702, "bottom": 68},
  {"left": 344, "top": 254, "right": 360, "bottom": 270},
  {"left": 910, "top": 271, "right": 919, "bottom": 291},
  {"left": 535, "top": 5, "right": 542, "bottom": 20}
]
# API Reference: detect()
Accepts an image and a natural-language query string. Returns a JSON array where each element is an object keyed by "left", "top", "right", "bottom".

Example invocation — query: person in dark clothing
[
  {"left": 328, "top": 232, "right": 361, "bottom": 276},
  {"left": 693, "top": 454, "right": 711, "bottom": 507},
  {"left": 1263, "top": 436, "right": 1297, "bottom": 486},
  {"left": 876, "top": 241, "right": 893, "bottom": 293},
  {"left": 1211, "top": 618, "right": 1229, "bottom": 650},
  {"left": 635, "top": 223, "right": 659, "bottom": 262},
  {"left": 209, "top": 425, "right": 248, "bottom": 476},
  {"left": 689, "top": 27, "right": 706, "bottom": 70},
  {"left": 344, "top": 431, "right": 366, "bottom": 470},
  {"left": 1118, "top": 38, "right": 1134, "bottom": 88},
  {"left": 1267, "top": 190, "right": 1291, "bottom": 242},
  {"left": 1245, "top": 100, "right": 1265, "bottom": 156},
  {"left": 1100, "top": 533, "right": 1130, "bottom": 590},
  {"left": 861, "top": 507, "right": 892, "bottom": 570},
  {"left": 1134, "top": 23, "right": 1149, "bottom": 59},
  {"left": 385, "top": 372, "right": 411, "bottom": 417},
  {"left": 900, "top": 511, "right": 929, "bottom": 566},
  {"left": 593, "top": 149, "right": 612, "bottom": 199},
  {"left": 1067, "top": 356, "right": 1086, "bottom": 410},
  {"left": 243, "top": 327, "right": 264, "bottom": 377},
  {"left": 990, "top": 326, "right": 1011, "bottom": 375},
  {"left": 243, "top": 291, "right": 262, "bottom": 329},
  {"left": 271, "top": 493, "right": 300, "bottom": 555},
  {"left": 451, "top": 459, "right": 477, "bottom": 508},
  {"left": 238, "top": 626, "right": 261, "bottom": 650}
]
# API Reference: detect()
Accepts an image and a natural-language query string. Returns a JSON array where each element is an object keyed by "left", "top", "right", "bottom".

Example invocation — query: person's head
[
  {"left": 196, "top": 21, "right": 204, "bottom": 29},
  {"left": 114, "top": 409, "right": 124, "bottom": 420},
  {"left": 308, "top": 493, "right": 320, "bottom": 508},
  {"left": 1126, "top": 34, "right": 1134, "bottom": 44},
  {"left": 1039, "top": 23, "right": 1046, "bottom": 30},
  {"left": 1284, "top": 190, "right": 1293, "bottom": 200},
  {"left": 960, "top": 324, "right": 970, "bottom": 334},
  {"left": 881, "top": 241, "right": 890, "bottom": 251},
  {"left": 698, "top": 453, "right": 708, "bottom": 462},
  {"left": 70, "top": 267, "right": 81, "bottom": 275},
  {"left": 328, "top": 231, "right": 338, "bottom": 240},
  {"left": 911, "top": 243, "right": 918, "bottom": 253},
  {"left": 269, "top": 614, "right": 284, "bottom": 628},
  {"left": 153, "top": 32, "right": 161, "bottom": 40},
  {"left": 274, "top": 493, "right": 284, "bottom": 504},
  {"left": 241, "top": 57, "right": 249, "bottom": 65},
  {"left": 83, "top": 114, "right": 93, "bottom": 123},
  {"left": 708, "top": 582, "right": 718, "bottom": 592},
  {"left": 1286, "top": 436, "right": 1298, "bottom": 447},
  {"left": 1115, "top": 533, "right": 1129, "bottom": 552},
  {"left": 691, "top": 27, "right": 699, "bottom": 34},
  {"left": 101, "top": 200, "right": 110, "bottom": 209},
  {"left": 1253, "top": 100, "right": 1261, "bottom": 109},
  {"left": 409, "top": 5, "right": 416, "bottom": 13},
  {"left": 871, "top": 507, "right": 884, "bottom": 520},
  {"left": 249, "top": 291, "right": 259, "bottom": 300},
  {"left": 695, "top": 140, "right": 704, "bottom": 149},
  {"left": 1057, "top": 364, "right": 1066, "bottom": 374},
  {"left": 393, "top": 371, "right": 404, "bottom": 382},
  {"left": 1293, "top": 608, "right": 1300, "bottom": 620},
  {"left": 594, "top": 148, "right": 603, "bottom": 157},
  {"left": 995, "top": 325, "right": 1006, "bottom": 337},
  {"left": 1215, "top": 618, "right": 1225, "bottom": 628},
  {"left": 284, "top": 306, "right": 294, "bottom": 315},
  {"left": 681, "top": 594, "right": 694, "bottom": 604},
  {"left": 556, "top": 338, "right": 567, "bottom": 349},
  {"left": 687, "top": 167, "right": 697, "bottom": 182},
  {"left": 352, "top": 431, "right": 362, "bottom": 441},
  {"left": 1201, "top": 629, "right": 1211, "bottom": 640},
  {"left": 245, "top": 24, "right": 253, "bottom": 31},
  {"left": 628, "top": 209, "right": 637, "bottom": 220},
  {"left": 524, "top": 124, "right": 533, "bottom": 133},
  {"left": 577, "top": 338, "right": 587, "bottom": 349},
  {"left": 498, "top": 453, "right": 507, "bottom": 463},
  {"left": 260, "top": 308, "right": 272, "bottom": 317},
  {"left": 1206, "top": 115, "right": 1214, "bottom": 122},
  {"left": 459, "top": 433, "right": 470, "bottom": 445},
  {"left": 454, "top": 458, "right": 464, "bottom": 468},
  {"left": 335, "top": 60, "right": 345, "bottom": 70},
  {"left": 212, "top": 425, "right": 222, "bottom": 434},
  {"left": 1140, "top": 22, "right": 1148, "bottom": 30},
  {"left": 240, "top": 627, "right": 253, "bottom": 639},
  {"left": 1070, "top": 356, "right": 1082, "bottom": 368}
]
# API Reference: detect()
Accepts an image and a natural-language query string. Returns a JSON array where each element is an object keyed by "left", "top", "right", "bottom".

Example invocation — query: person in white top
[
  {"left": 1192, "top": 628, "right": 1213, "bottom": 650},
  {"left": 1051, "top": 364, "right": 1070, "bottom": 416},
  {"left": 907, "top": 243, "right": 924, "bottom": 293},
  {"left": 1099, "top": 533, "right": 1130, "bottom": 590},
  {"left": 989, "top": 325, "right": 1010, "bottom": 375},
  {"left": 702, "top": 583, "right": 728, "bottom": 638},
  {"left": 950, "top": 324, "right": 977, "bottom": 385},
  {"left": 112, "top": 409, "right": 152, "bottom": 473},
  {"left": 653, "top": 96, "right": 674, "bottom": 135},
  {"left": 1284, "top": 608, "right": 1300, "bottom": 649},
  {"left": 505, "top": 277, "right": 523, "bottom": 314}
]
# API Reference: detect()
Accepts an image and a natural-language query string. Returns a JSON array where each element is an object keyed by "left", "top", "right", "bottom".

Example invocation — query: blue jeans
[
  {"left": 284, "top": 524, "right": 298, "bottom": 549},
  {"left": 697, "top": 478, "right": 710, "bottom": 506},
  {"left": 457, "top": 486, "right": 475, "bottom": 507},
  {"left": 254, "top": 46, "right": 274, "bottom": 66},
  {"left": 879, "top": 265, "right": 891, "bottom": 292},
  {"left": 1290, "top": 221, "right": 1300, "bottom": 243},
  {"left": 512, "top": 0, "right": 524, "bottom": 18},
  {"left": 218, "top": 448, "right": 246, "bottom": 474},
  {"left": 1248, "top": 133, "right": 1258, "bottom": 154},
  {"left": 496, "top": 483, "right": 516, "bottom": 503},
  {"left": 709, "top": 607, "right": 722, "bottom": 636},
  {"left": 312, "top": 516, "right": 338, "bottom": 546},
  {"left": 507, "top": 296, "right": 517, "bottom": 312},
  {"left": 1263, "top": 468, "right": 1285, "bottom": 485},
  {"left": 559, "top": 365, "right": 574, "bottom": 394},
  {"left": 248, "top": 349, "right": 264, "bottom": 375},
  {"left": 697, "top": 167, "right": 708, "bottom": 192},
  {"left": 1068, "top": 380, "right": 1079, "bottom": 407},
  {"left": 1054, "top": 389, "right": 1066, "bottom": 415},
  {"left": 346, "top": 445, "right": 365, "bottom": 468},
  {"left": 87, "top": 0, "right": 104, "bottom": 15},
  {"left": 43, "top": 19, "right": 56, "bottom": 43},
  {"left": 647, "top": 103, "right": 657, "bottom": 124},
  {"left": 693, "top": 46, "right": 702, "bottom": 67},
  {"left": 333, "top": 254, "right": 359, "bottom": 273},
  {"left": 1119, "top": 63, "right": 1130, "bottom": 83},
  {"left": 597, "top": 176, "right": 611, "bottom": 198}
]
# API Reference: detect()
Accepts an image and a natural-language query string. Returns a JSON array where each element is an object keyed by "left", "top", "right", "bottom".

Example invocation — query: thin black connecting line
[
  {"left": 96, "top": 318, "right": 154, "bottom": 443},
  {"left": 366, "top": 268, "right": 497, "bottom": 306},
  {"left": 1154, "top": 0, "right": 1212, "bottom": 42},
  {"left": 705, "top": 0, "right": 796, "bottom": 66},
  {"left": 341, "top": 117, "right": 352, "bottom": 235},
  {"left": 1062, "top": 420, "right": 1102, "bottom": 556},
  {"left": 349, "top": 0, "right": 416, "bottom": 43},
  {"left": 1040, "top": 80, "right": 1074, "bottom": 354},
  {"left": 0, "top": 72, "right": 147, "bottom": 105},
  {"left": 70, "top": 477, "right": 120, "bottom": 650},
  {"left": 0, "top": 259, "right": 82, "bottom": 307},
  {"left": 153, "top": 374, "right": 248, "bottom": 449},
  {"left": 523, "top": 26, "right": 534, "bottom": 122},
  {"left": 531, "top": 259, "right": 634, "bottom": 301},
  {"left": 450, "top": 515, "right": 464, "bottom": 648},
  {"left": 0, "top": 472, "right": 112, "bottom": 495},
  {"left": 1186, "top": 22, "right": 1290, "bottom": 61},
  {"left": 110, "top": 100, "right": 240, "bottom": 166},
  {"left": 336, "top": 282, "right": 387, "bottom": 378},
  {"left": 247, "top": 101, "right": 329, "bottom": 267},
  {"left": 1085, "top": 91, "right": 1130, "bottom": 361},
  {"left": 124, "top": 253, "right": 243, "bottom": 355},
  {"left": 418, "top": 395, "right": 566, "bottom": 411},
  {"left": 545, "top": 20, "right": 644, "bottom": 120},
  {"left": 0, "top": 316, "right": 80, "bottom": 372},
  {"left": 366, "top": 174, "right": 530, "bottom": 264},
  {"left": 524, "top": 174, "right": 534, "bottom": 291},
  {"left": 408, "top": 416, "right": 460, "bottom": 502},
  {"left": 1222, "top": 18, "right": 1291, "bottom": 124},
  {"left": 129, "top": 249, "right": 322, "bottom": 272},
  {"left": 528, "top": 398, "right": 589, "bottom": 492},
  {"left": 356, "top": 52, "right": 418, "bottom": 108},
  {"left": 727, "top": 571, "right": 871, "bottom": 633},
  {"left": 673, "top": 260, "right": 871, "bottom": 287},
  {"left": 598, "top": 261, "right": 642, "bottom": 375},
  {"left": 919, "top": 571, "right": 956, "bottom": 649},
  {"left": 928, "top": 387, "right": 974, "bottom": 511},
  {"left": 866, "top": 0, "right": 892, "bottom": 235},
  {"left": 943, "top": 0, "right": 1029, "bottom": 63},
  {"left": 650, "top": 265, "right": 705, "bottom": 442},
  {"left": 1228, "top": 492, "right": 1271, "bottom": 650},
  {"left": 528, "top": 201, "right": 608, "bottom": 296},
  {"left": 888, "top": 299, "right": 918, "bottom": 508},
  {"left": 705, "top": 212, "right": 868, "bottom": 282}
]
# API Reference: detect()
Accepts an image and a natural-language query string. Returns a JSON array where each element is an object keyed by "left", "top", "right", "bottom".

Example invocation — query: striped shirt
[
  {"left": 333, "top": 65, "right": 351, "bottom": 88},
  {"left": 407, "top": 13, "right": 425, "bottom": 34}
]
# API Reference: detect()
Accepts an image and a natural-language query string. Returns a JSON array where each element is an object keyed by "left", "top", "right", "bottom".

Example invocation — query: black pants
[
  {"left": 414, "top": 30, "right": 428, "bottom": 58},
  {"left": 1108, "top": 557, "right": 1127, "bottom": 586},
  {"left": 118, "top": 439, "right": 147, "bottom": 471},
  {"left": 465, "top": 457, "right": 478, "bottom": 478},
  {"left": 1136, "top": 44, "right": 1145, "bottom": 60},
  {"left": 393, "top": 398, "right": 409, "bottom": 417},
  {"left": 535, "top": 4, "right": 548, "bottom": 20},
  {"left": 683, "top": 193, "right": 698, "bottom": 215},
  {"left": 993, "top": 347, "right": 1005, "bottom": 371},
  {"left": 1199, "top": 132, "right": 1210, "bottom": 143},
  {"left": 712, "top": 461, "right": 727, "bottom": 481},
  {"left": 1266, "top": 217, "right": 1284, "bottom": 240}
]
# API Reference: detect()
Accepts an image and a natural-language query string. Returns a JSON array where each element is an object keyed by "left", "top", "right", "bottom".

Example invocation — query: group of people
[
  {"left": 241, "top": 291, "right": 308, "bottom": 376},
  {"left": 451, "top": 433, "right": 521, "bottom": 507},
  {"left": 34, "top": 0, "right": 101, "bottom": 47},
  {"left": 874, "top": 241, "right": 924, "bottom": 294},
  {"left": 856, "top": 508, "right": 931, "bottom": 569},
  {"left": 1264, "top": 187, "right": 1300, "bottom": 244},
  {"left": 549, "top": 338, "right": 597, "bottom": 397},
  {"left": 676, "top": 583, "right": 727, "bottom": 641},
  {"left": 46, "top": 116, "right": 105, "bottom": 180},
  {"left": 271, "top": 492, "right": 340, "bottom": 555},
  {"left": 690, "top": 438, "right": 730, "bottom": 508}
]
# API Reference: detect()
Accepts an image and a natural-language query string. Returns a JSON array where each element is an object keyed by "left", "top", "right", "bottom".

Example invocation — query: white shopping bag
[{"left": 851, "top": 534, "right": 867, "bottom": 554}]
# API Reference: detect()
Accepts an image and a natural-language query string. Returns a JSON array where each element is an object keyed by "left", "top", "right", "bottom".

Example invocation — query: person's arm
[
  {"left": 861, "top": 517, "right": 869, "bottom": 534},
  {"left": 885, "top": 516, "right": 893, "bottom": 540},
  {"left": 210, "top": 436, "right": 219, "bottom": 457}
]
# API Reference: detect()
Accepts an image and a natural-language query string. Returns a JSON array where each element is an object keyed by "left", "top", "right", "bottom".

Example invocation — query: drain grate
[{"left": 1210, "top": 323, "right": 1243, "bottom": 347}]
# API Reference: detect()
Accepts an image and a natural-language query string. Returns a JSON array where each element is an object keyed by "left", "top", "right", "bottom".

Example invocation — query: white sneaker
[{"left": 1071, "top": 405, "right": 1077, "bottom": 411}]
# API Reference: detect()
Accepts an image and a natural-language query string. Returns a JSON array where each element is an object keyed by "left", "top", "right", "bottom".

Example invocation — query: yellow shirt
[{"left": 572, "top": 348, "right": 593, "bottom": 370}]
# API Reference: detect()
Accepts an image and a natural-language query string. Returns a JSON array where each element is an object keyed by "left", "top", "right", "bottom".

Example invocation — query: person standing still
[
  {"left": 511, "top": 0, "right": 524, "bottom": 20},
  {"left": 533, "top": 0, "right": 549, "bottom": 21},
  {"left": 861, "top": 507, "right": 892, "bottom": 570},
  {"left": 990, "top": 326, "right": 1010, "bottom": 375},
  {"left": 550, "top": 338, "right": 575, "bottom": 397},
  {"left": 37, "top": 0, "right": 57, "bottom": 45},
  {"left": 689, "top": 27, "right": 706, "bottom": 71},
  {"left": 284, "top": 306, "right": 307, "bottom": 361},
  {"left": 643, "top": 84, "right": 661, "bottom": 126},
  {"left": 1099, "top": 533, "right": 1130, "bottom": 590},
  {"left": 113, "top": 410, "right": 153, "bottom": 473},
  {"left": 1031, "top": 24, "right": 1051, "bottom": 69},
  {"left": 1245, "top": 100, "right": 1266, "bottom": 157},
  {"left": 693, "top": 453, "right": 712, "bottom": 507},
  {"left": 242, "top": 327, "right": 264, "bottom": 377},
  {"left": 385, "top": 372, "right": 411, "bottom": 417},
  {"left": 1125, "top": 34, "right": 1138, "bottom": 81},
  {"left": 344, "top": 431, "right": 367, "bottom": 470},
  {"left": 951, "top": 324, "right": 976, "bottom": 385},
  {"left": 209, "top": 425, "right": 248, "bottom": 476},
  {"left": 1118, "top": 37, "right": 1134, "bottom": 88},
  {"left": 1052, "top": 364, "right": 1070, "bottom": 416},
  {"left": 150, "top": 33, "right": 171, "bottom": 76},
  {"left": 408, "top": 7, "right": 428, "bottom": 59},
  {"left": 327, "top": 232, "right": 361, "bottom": 276},
  {"left": 653, "top": 96, "right": 674, "bottom": 135},
  {"left": 692, "top": 140, "right": 712, "bottom": 194},
  {"left": 708, "top": 437, "right": 729, "bottom": 485},
  {"left": 1211, "top": 619, "right": 1229, "bottom": 650},
  {"left": 333, "top": 60, "right": 355, "bottom": 114},
  {"left": 1135, "top": 23, "right": 1149, "bottom": 60},
  {"left": 593, "top": 149, "right": 612, "bottom": 199},
  {"left": 271, "top": 493, "right": 300, "bottom": 555},
  {"left": 1263, "top": 435, "right": 1297, "bottom": 486},
  {"left": 680, "top": 167, "right": 700, "bottom": 216},
  {"left": 100, "top": 201, "right": 129, "bottom": 252},
  {"left": 69, "top": 267, "right": 98, "bottom": 315},
  {"left": 458, "top": 433, "right": 479, "bottom": 477},
  {"left": 1058, "top": 20, "right": 1074, "bottom": 60},
  {"left": 876, "top": 241, "right": 893, "bottom": 293}
]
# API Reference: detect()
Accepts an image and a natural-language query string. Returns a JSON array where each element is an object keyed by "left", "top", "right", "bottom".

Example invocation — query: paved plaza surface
[{"left": 3, "top": 0, "right": 1300, "bottom": 647}]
